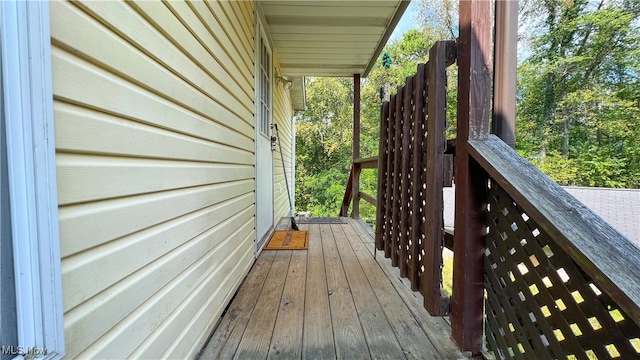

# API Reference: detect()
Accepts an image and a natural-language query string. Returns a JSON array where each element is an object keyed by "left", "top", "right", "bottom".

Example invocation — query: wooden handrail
[
  {"left": 469, "top": 135, "right": 640, "bottom": 327},
  {"left": 353, "top": 156, "right": 378, "bottom": 169},
  {"left": 339, "top": 162, "right": 379, "bottom": 217},
  {"left": 359, "top": 191, "right": 376, "bottom": 206}
]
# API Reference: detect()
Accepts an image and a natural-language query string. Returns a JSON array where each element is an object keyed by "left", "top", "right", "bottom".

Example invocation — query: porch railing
[
  {"left": 340, "top": 41, "right": 456, "bottom": 316},
  {"left": 472, "top": 137, "right": 640, "bottom": 359},
  {"left": 340, "top": 44, "right": 640, "bottom": 359},
  {"left": 375, "top": 40, "right": 456, "bottom": 315},
  {"left": 339, "top": 157, "right": 378, "bottom": 218}
]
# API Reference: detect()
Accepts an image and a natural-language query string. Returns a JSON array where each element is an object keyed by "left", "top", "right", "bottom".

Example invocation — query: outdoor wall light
[{"left": 276, "top": 76, "right": 293, "bottom": 90}]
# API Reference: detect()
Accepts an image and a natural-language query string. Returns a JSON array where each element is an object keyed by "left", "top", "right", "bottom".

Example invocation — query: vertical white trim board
[{"left": 1, "top": 1, "right": 65, "bottom": 358}]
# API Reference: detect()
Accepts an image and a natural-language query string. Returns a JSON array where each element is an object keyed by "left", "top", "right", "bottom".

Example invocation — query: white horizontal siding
[
  {"left": 131, "top": 230, "right": 255, "bottom": 359},
  {"left": 56, "top": 154, "right": 254, "bottom": 205},
  {"left": 215, "top": 0, "right": 254, "bottom": 73},
  {"left": 59, "top": 180, "right": 254, "bottom": 257},
  {"left": 62, "top": 193, "right": 255, "bottom": 312},
  {"left": 51, "top": 1, "right": 258, "bottom": 358},
  {"left": 51, "top": 5, "right": 253, "bottom": 133}
]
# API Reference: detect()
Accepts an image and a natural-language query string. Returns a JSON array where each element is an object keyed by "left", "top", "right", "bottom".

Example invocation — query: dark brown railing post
[
  {"left": 375, "top": 102, "right": 390, "bottom": 251},
  {"left": 408, "top": 64, "right": 426, "bottom": 291},
  {"left": 339, "top": 166, "right": 354, "bottom": 217},
  {"left": 399, "top": 78, "right": 412, "bottom": 278},
  {"left": 351, "top": 74, "right": 361, "bottom": 218},
  {"left": 389, "top": 89, "right": 403, "bottom": 267},
  {"left": 383, "top": 95, "right": 396, "bottom": 258},
  {"left": 451, "top": 0, "right": 492, "bottom": 353},
  {"left": 422, "top": 41, "right": 456, "bottom": 316}
]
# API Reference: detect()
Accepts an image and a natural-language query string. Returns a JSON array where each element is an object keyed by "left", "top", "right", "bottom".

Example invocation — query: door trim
[
  {"left": 253, "top": 5, "right": 275, "bottom": 255},
  {"left": 1, "top": 1, "right": 65, "bottom": 357}
]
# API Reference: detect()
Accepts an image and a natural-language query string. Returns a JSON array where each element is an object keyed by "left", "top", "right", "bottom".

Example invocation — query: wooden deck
[{"left": 199, "top": 218, "right": 466, "bottom": 360}]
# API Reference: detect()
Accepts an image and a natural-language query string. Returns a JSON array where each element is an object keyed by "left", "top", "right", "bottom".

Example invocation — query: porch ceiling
[{"left": 261, "top": 0, "right": 410, "bottom": 78}]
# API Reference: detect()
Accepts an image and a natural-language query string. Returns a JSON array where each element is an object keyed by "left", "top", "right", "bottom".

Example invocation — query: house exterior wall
[
  {"left": 50, "top": 1, "right": 294, "bottom": 358},
  {"left": 273, "top": 53, "right": 296, "bottom": 222}
]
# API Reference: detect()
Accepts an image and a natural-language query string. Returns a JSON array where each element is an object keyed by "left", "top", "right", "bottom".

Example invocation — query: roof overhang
[{"left": 261, "top": 0, "right": 410, "bottom": 78}]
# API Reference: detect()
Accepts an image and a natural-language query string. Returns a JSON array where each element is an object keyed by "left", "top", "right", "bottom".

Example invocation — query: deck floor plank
[
  {"left": 302, "top": 224, "right": 336, "bottom": 360},
  {"left": 321, "top": 223, "right": 371, "bottom": 359},
  {"left": 201, "top": 219, "right": 469, "bottom": 360},
  {"left": 342, "top": 220, "right": 446, "bottom": 359},
  {"left": 200, "top": 250, "right": 277, "bottom": 360},
  {"left": 347, "top": 219, "right": 465, "bottom": 358},
  {"left": 234, "top": 250, "right": 292, "bottom": 359},
  {"left": 267, "top": 247, "right": 307, "bottom": 359},
  {"left": 331, "top": 224, "right": 407, "bottom": 359}
]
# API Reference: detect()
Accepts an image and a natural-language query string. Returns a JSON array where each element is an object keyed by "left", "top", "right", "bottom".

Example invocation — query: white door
[{"left": 255, "top": 22, "right": 274, "bottom": 252}]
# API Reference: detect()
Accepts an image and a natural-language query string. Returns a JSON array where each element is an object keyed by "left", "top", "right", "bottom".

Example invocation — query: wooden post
[
  {"left": 375, "top": 102, "right": 390, "bottom": 251},
  {"left": 451, "top": 0, "right": 492, "bottom": 353},
  {"left": 493, "top": 0, "right": 518, "bottom": 148},
  {"left": 409, "top": 64, "right": 426, "bottom": 290},
  {"left": 351, "top": 73, "right": 361, "bottom": 218},
  {"left": 423, "top": 41, "right": 455, "bottom": 316},
  {"left": 384, "top": 95, "right": 397, "bottom": 258},
  {"left": 390, "top": 89, "right": 403, "bottom": 266},
  {"left": 399, "top": 78, "right": 412, "bottom": 278}
]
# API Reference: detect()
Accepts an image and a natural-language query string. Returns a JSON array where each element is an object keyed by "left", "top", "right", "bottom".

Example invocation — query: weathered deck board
[
  {"left": 331, "top": 224, "right": 406, "bottom": 359},
  {"left": 302, "top": 224, "right": 336, "bottom": 360},
  {"left": 200, "top": 250, "right": 276, "bottom": 359},
  {"left": 267, "top": 248, "right": 306, "bottom": 359},
  {"left": 200, "top": 218, "right": 468, "bottom": 360},
  {"left": 234, "top": 250, "right": 292, "bottom": 359},
  {"left": 321, "top": 222, "right": 371, "bottom": 359},
  {"left": 341, "top": 221, "right": 443, "bottom": 359},
  {"left": 345, "top": 218, "right": 465, "bottom": 358}
]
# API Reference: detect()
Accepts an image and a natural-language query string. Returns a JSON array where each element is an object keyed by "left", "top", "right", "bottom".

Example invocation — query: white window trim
[{"left": 1, "top": 1, "right": 64, "bottom": 359}]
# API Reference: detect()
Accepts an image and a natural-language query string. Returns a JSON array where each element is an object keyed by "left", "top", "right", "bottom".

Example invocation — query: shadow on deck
[{"left": 199, "top": 217, "right": 467, "bottom": 359}]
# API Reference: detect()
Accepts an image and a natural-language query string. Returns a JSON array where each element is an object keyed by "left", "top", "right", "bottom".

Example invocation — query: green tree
[
  {"left": 517, "top": 0, "right": 640, "bottom": 187},
  {"left": 295, "top": 77, "right": 353, "bottom": 216},
  {"left": 414, "top": 0, "right": 458, "bottom": 39},
  {"left": 296, "top": 27, "right": 452, "bottom": 217}
]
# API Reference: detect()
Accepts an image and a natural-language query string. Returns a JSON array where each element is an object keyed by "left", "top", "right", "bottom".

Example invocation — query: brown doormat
[{"left": 264, "top": 230, "right": 309, "bottom": 250}]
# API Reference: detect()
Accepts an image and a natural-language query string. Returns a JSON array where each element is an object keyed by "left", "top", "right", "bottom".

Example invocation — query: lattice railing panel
[
  {"left": 375, "top": 41, "right": 455, "bottom": 315},
  {"left": 404, "top": 75, "right": 419, "bottom": 287},
  {"left": 485, "top": 180, "right": 640, "bottom": 359},
  {"left": 383, "top": 93, "right": 398, "bottom": 262},
  {"left": 389, "top": 91, "right": 402, "bottom": 267},
  {"left": 412, "top": 64, "right": 428, "bottom": 292}
]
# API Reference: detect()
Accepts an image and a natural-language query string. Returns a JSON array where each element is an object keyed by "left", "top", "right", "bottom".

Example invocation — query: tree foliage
[
  {"left": 517, "top": 0, "right": 640, "bottom": 187},
  {"left": 295, "top": 28, "right": 444, "bottom": 217},
  {"left": 414, "top": 0, "right": 458, "bottom": 39},
  {"left": 295, "top": 0, "right": 640, "bottom": 218},
  {"left": 295, "top": 77, "right": 353, "bottom": 216}
]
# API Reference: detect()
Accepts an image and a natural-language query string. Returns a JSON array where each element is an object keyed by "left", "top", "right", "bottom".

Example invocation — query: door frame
[
  {"left": 1, "top": 1, "right": 65, "bottom": 357},
  {"left": 253, "top": 5, "right": 275, "bottom": 254}
]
